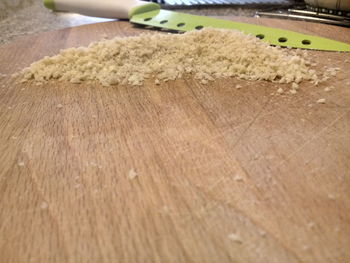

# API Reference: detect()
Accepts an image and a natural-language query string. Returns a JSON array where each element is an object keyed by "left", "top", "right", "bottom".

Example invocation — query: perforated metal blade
[{"left": 130, "top": 9, "right": 350, "bottom": 51}]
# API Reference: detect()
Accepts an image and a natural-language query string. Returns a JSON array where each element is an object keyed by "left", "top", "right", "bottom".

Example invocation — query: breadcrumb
[
  {"left": 324, "top": 86, "right": 334, "bottom": 92},
  {"left": 20, "top": 28, "right": 319, "bottom": 87},
  {"left": 234, "top": 175, "right": 243, "bottom": 181},
  {"left": 228, "top": 233, "right": 242, "bottom": 243},
  {"left": 292, "top": 82, "right": 299, "bottom": 90},
  {"left": 40, "top": 202, "right": 48, "bottom": 209},
  {"left": 128, "top": 168, "right": 138, "bottom": 180},
  {"left": 316, "top": 98, "right": 326, "bottom": 104},
  {"left": 277, "top": 88, "right": 284, "bottom": 94},
  {"left": 327, "top": 193, "right": 335, "bottom": 200}
]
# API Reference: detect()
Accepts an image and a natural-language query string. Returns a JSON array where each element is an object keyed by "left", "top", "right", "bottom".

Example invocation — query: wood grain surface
[{"left": 0, "top": 17, "right": 349, "bottom": 263}]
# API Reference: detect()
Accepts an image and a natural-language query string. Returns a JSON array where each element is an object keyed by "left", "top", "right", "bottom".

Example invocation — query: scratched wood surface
[{"left": 0, "top": 18, "right": 349, "bottom": 263}]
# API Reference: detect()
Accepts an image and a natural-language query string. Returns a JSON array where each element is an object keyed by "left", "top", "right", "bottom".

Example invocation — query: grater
[{"left": 43, "top": 0, "right": 350, "bottom": 51}]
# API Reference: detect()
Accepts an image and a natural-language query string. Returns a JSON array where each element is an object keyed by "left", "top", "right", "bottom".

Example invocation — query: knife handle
[{"left": 43, "top": 0, "right": 160, "bottom": 19}]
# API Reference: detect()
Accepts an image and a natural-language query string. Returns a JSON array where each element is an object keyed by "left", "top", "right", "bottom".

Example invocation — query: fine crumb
[
  {"left": 302, "top": 245, "right": 311, "bottom": 251},
  {"left": 307, "top": 222, "right": 316, "bottom": 229},
  {"left": 277, "top": 88, "right": 284, "bottom": 94},
  {"left": 162, "top": 206, "right": 170, "bottom": 213},
  {"left": 327, "top": 193, "right": 336, "bottom": 200},
  {"left": 128, "top": 168, "right": 138, "bottom": 180},
  {"left": 258, "top": 230, "right": 267, "bottom": 237},
  {"left": 19, "top": 28, "right": 319, "bottom": 87},
  {"left": 56, "top": 103, "right": 63, "bottom": 108},
  {"left": 155, "top": 78, "right": 160, "bottom": 85},
  {"left": 290, "top": 89, "right": 297, "bottom": 94},
  {"left": 234, "top": 175, "right": 243, "bottom": 181},
  {"left": 292, "top": 82, "right": 299, "bottom": 90},
  {"left": 40, "top": 202, "right": 48, "bottom": 210},
  {"left": 235, "top": 84, "right": 242, "bottom": 89},
  {"left": 18, "top": 161, "right": 25, "bottom": 167},
  {"left": 316, "top": 98, "right": 326, "bottom": 104},
  {"left": 324, "top": 86, "right": 335, "bottom": 92},
  {"left": 228, "top": 233, "right": 242, "bottom": 243}
]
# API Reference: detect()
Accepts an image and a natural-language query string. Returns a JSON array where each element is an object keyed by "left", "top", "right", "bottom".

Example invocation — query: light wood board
[{"left": 0, "top": 17, "right": 349, "bottom": 263}]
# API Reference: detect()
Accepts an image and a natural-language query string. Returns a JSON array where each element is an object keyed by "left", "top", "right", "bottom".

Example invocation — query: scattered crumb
[
  {"left": 18, "top": 161, "right": 25, "bottom": 167},
  {"left": 290, "top": 89, "right": 297, "bottom": 94},
  {"left": 277, "top": 88, "right": 284, "bottom": 94},
  {"left": 292, "top": 82, "right": 299, "bottom": 90},
  {"left": 162, "top": 206, "right": 170, "bottom": 213},
  {"left": 307, "top": 222, "right": 316, "bottom": 229},
  {"left": 316, "top": 98, "right": 326, "bottom": 104},
  {"left": 8, "top": 106, "right": 12, "bottom": 109},
  {"left": 302, "top": 245, "right": 311, "bottom": 251},
  {"left": 201, "top": 79, "right": 208, "bottom": 84},
  {"left": 258, "top": 230, "right": 267, "bottom": 237},
  {"left": 235, "top": 84, "right": 242, "bottom": 89},
  {"left": 324, "top": 86, "right": 335, "bottom": 92},
  {"left": 308, "top": 104, "right": 313, "bottom": 107},
  {"left": 40, "top": 202, "right": 48, "bottom": 210},
  {"left": 234, "top": 175, "right": 243, "bottom": 181},
  {"left": 128, "top": 168, "right": 138, "bottom": 180},
  {"left": 228, "top": 233, "right": 242, "bottom": 243},
  {"left": 155, "top": 78, "right": 160, "bottom": 85},
  {"left": 21, "top": 88, "right": 25, "bottom": 91},
  {"left": 327, "top": 193, "right": 335, "bottom": 200},
  {"left": 56, "top": 104, "right": 63, "bottom": 108}
]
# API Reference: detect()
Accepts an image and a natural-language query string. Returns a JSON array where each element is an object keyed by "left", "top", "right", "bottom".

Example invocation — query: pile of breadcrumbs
[{"left": 21, "top": 28, "right": 319, "bottom": 86}]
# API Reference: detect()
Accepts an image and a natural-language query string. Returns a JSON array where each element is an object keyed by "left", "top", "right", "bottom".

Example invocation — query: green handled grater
[{"left": 44, "top": 0, "right": 350, "bottom": 52}]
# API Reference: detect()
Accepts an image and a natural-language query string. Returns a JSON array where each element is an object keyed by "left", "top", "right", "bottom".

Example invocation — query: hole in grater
[
  {"left": 195, "top": 25, "right": 204, "bottom": 30},
  {"left": 160, "top": 20, "right": 168, "bottom": 24},
  {"left": 144, "top": 18, "right": 152, "bottom": 21},
  {"left": 256, "top": 34, "right": 265, "bottom": 39},
  {"left": 302, "top": 39, "right": 311, "bottom": 45},
  {"left": 278, "top": 37, "right": 287, "bottom": 43},
  {"left": 177, "top": 23, "right": 185, "bottom": 27}
]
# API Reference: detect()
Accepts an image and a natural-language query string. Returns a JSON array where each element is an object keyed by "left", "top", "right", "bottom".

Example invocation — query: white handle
[{"left": 44, "top": 0, "right": 158, "bottom": 19}]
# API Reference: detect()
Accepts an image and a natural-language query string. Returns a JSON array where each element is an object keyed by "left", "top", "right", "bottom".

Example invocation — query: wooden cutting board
[{"left": 0, "top": 17, "right": 349, "bottom": 263}]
